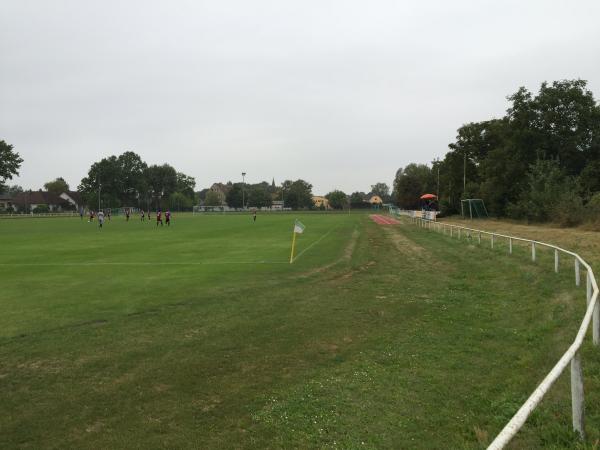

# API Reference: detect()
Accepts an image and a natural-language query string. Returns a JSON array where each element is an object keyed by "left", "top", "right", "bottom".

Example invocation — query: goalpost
[{"left": 461, "top": 199, "right": 489, "bottom": 219}]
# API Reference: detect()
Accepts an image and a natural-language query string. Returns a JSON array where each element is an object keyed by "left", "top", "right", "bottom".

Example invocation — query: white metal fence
[
  {"left": 392, "top": 211, "right": 599, "bottom": 448},
  {"left": 0, "top": 212, "right": 80, "bottom": 219}
]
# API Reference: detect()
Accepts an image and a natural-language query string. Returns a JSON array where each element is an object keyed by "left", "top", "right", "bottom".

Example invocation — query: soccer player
[
  {"left": 141, "top": 209, "right": 145, "bottom": 221},
  {"left": 253, "top": 210, "right": 257, "bottom": 223},
  {"left": 98, "top": 210, "right": 105, "bottom": 229},
  {"left": 89, "top": 210, "right": 94, "bottom": 222},
  {"left": 165, "top": 210, "right": 171, "bottom": 226},
  {"left": 156, "top": 210, "right": 163, "bottom": 227},
  {"left": 125, "top": 209, "right": 130, "bottom": 221}
]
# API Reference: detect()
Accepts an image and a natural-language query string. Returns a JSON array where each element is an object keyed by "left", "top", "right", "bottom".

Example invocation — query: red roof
[{"left": 13, "top": 191, "right": 65, "bottom": 205}]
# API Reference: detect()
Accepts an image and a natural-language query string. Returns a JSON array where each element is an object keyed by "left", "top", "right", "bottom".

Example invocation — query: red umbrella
[{"left": 420, "top": 193, "right": 437, "bottom": 200}]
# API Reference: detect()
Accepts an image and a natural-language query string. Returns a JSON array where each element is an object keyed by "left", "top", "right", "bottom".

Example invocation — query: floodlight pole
[
  {"left": 437, "top": 163, "right": 440, "bottom": 199},
  {"left": 241, "top": 172, "right": 246, "bottom": 209}
]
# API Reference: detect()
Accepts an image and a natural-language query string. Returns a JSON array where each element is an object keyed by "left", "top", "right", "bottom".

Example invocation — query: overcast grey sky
[{"left": 1, "top": 0, "right": 599, "bottom": 194}]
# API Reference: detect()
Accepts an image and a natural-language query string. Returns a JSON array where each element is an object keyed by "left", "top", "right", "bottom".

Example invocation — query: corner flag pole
[
  {"left": 289, "top": 220, "right": 305, "bottom": 264},
  {"left": 289, "top": 229, "right": 297, "bottom": 263}
]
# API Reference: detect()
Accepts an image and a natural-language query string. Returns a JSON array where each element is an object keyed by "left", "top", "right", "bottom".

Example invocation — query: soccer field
[
  {"left": 1, "top": 213, "right": 598, "bottom": 448},
  {"left": 0, "top": 213, "right": 351, "bottom": 338}
]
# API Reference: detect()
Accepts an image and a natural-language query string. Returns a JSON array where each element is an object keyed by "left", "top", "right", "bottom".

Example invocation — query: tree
[
  {"left": 5, "top": 185, "right": 23, "bottom": 196},
  {"left": 438, "top": 80, "right": 600, "bottom": 216},
  {"left": 247, "top": 185, "right": 272, "bottom": 208},
  {"left": 44, "top": 177, "right": 69, "bottom": 195},
  {"left": 78, "top": 155, "right": 122, "bottom": 209},
  {"left": 176, "top": 172, "right": 196, "bottom": 201},
  {"left": 349, "top": 191, "right": 367, "bottom": 208},
  {"left": 393, "top": 164, "right": 434, "bottom": 209},
  {"left": 530, "top": 80, "right": 600, "bottom": 175},
  {"left": 370, "top": 183, "right": 390, "bottom": 201},
  {"left": 225, "top": 184, "right": 244, "bottom": 208},
  {"left": 580, "top": 160, "right": 600, "bottom": 195},
  {"left": 507, "top": 158, "right": 581, "bottom": 223},
  {"left": 284, "top": 179, "right": 313, "bottom": 210},
  {"left": 205, "top": 190, "right": 223, "bottom": 206},
  {"left": 169, "top": 192, "right": 194, "bottom": 211},
  {"left": 326, "top": 190, "right": 348, "bottom": 209},
  {"left": 0, "top": 141, "right": 23, "bottom": 191},
  {"left": 117, "top": 151, "right": 147, "bottom": 206},
  {"left": 386, "top": 79, "right": 600, "bottom": 220},
  {"left": 145, "top": 164, "right": 178, "bottom": 209},
  {"left": 197, "top": 188, "right": 210, "bottom": 202}
]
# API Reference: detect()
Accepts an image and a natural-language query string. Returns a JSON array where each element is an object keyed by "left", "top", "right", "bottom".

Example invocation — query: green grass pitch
[{"left": 0, "top": 213, "right": 598, "bottom": 448}]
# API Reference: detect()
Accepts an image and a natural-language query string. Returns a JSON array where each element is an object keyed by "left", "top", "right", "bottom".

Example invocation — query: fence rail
[
  {"left": 389, "top": 208, "right": 599, "bottom": 448},
  {"left": 0, "top": 212, "right": 80, "bottom": 219}
]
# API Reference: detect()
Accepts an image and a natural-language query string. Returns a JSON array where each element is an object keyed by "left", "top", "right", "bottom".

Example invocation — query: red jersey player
[
  {"left": 156, "top": 210, "right": 163, "bottom": 226},
  {"left": 165, "top": 210, "right": 171, "bottom": 226}
]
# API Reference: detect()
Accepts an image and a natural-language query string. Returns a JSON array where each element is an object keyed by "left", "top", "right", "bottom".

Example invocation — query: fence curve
[{"left": 388, "top": 208, "right": 599, "bottom": 448}]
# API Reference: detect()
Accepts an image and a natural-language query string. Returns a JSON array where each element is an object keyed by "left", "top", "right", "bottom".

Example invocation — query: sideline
[{"left": 0, "top": 260, "right": 289, "bottom": 267}]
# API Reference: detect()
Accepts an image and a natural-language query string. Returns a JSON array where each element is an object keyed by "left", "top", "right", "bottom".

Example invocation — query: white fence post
[
  {"left": 532, "top": 242, "right": 536, "bottom": 262},
  {"left": 575, "top": 259, "right": 581, "bottom": 287},
  {"left": 478, "top": 231, "right": 481, "bottom": 244},
  {"left": 594, "top": 301, "right": 600, "bottom": 347},
  {"left": 555, "top": 250, "right": 559, "bottom": 273},
  {"left": 509, "top": 238, "right": 513, "bottom": 255},
  {"left": 587, "top": 272, "right": 592, "bottom": 306},
  {"left": 491, "top": 234, "right": 494, "bottom": 249},
  {"left": 570, "top": 351, "right": 585, "bottom": 439}
]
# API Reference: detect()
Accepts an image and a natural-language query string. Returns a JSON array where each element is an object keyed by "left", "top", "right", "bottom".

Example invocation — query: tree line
[
  {"left": 393, "top": 79, "right": 600, "bottom": 225},
  {"left": 77, "top": 152, "right": 197, "bottom": 211},
  {"left": 0, "top": 142, "right": 391, "bottom": 211}
]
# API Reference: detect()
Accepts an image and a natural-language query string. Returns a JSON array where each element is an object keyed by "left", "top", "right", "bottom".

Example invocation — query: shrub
[
  {"left": 32, "top": 204, "right": 50, "bottom": 214},
  {"left": 552, "top": 191, "right": 585, "bottom": 227},
  {"left": 507, "top": 159, "right": 583, "bottom": 224}
]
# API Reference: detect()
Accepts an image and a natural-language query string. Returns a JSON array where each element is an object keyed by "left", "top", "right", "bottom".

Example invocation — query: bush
[
  {"left": 32, "top": 204, "right": 50, "bottom": 214},
  {"left": 551, "top": 191, "right": 585, "bottom": 227},
  {"left": 507, "top": 159, "right": 583, "bottom": 224}
]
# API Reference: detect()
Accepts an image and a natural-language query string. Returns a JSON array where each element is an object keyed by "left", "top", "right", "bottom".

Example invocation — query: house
[
  {"left": 208, "top": 183, "right": 229, "bottom": 205},
  {"left": 0, "top": 193, "right": 13, "bottom": 211},
  {"left": 60, "top": 191, "right": 83, "bottom": 211},
  {"left": 12, "top": 191, "right": 68, "bottom": 212},
  {"left": 312, "top": 196, "right": 331, "bottom": 209}
]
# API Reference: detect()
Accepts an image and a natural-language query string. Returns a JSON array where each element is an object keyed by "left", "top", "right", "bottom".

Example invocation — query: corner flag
[
  {"left": 290, "top": 220, "right": 306, "bottom": 263},
  {"left": 294, "top": 220, "right": 305, "bottom": 234}
]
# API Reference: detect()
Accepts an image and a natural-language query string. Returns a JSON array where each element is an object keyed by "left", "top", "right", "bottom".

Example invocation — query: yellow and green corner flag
[{"left": 289, "top": 219, "right": 305, "bottom": 263}]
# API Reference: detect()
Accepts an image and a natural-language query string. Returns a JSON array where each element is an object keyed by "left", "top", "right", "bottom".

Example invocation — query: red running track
[{"left": 369, "top": 214, "right": 400, "bottom": 225}]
